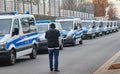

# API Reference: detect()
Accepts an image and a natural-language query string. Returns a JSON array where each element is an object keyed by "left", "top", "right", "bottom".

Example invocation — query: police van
[
  {"left": 81, "top": 20, "right": 96, "bottom": 39},
  {"left": 102, "top": 21, "right": 109, "bottom": 35},
  {"left": 111, "top": 21, "right": 118, "bottom": 32},
  {"left": 94, "top": 21, "right": 103, "bottom": 37},
  {"left": 113, "top": 21, "right": 119, "bottom": 32},
  {"left": 36, "top": 20, "right": 64, "bottom": 51},
  {"left": 0, "top": 12, "right": 38, "bottom": 65},
  {"left": 56, "top": 18, "right": 83, "bottom": 46}
]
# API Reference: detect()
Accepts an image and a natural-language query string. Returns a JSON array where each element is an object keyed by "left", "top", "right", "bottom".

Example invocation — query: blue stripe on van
[
  {"left": 62, "top": 30, "right": 70, "bottom": 35},
  {"left": 6, "top": 32, "right": 38, "bottom": 50},
  {"left": 0, "top": 35, "right": 4, "bottom": 40}
]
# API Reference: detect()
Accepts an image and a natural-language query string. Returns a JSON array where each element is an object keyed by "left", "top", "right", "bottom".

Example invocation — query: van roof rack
[
  {"left": 55, "top": 16, "right": 75, "bottom": 20},
  {"left": 0, "top": 11, "right": 18, "bottom": 15},
  {"left": 36, "top": 20, "right": 51, "bottom": 23}
]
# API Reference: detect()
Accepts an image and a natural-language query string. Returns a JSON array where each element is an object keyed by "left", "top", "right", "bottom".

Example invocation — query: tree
[
  {"left": 106, "top": 3, "right": 117, "bottom": 20},
  {"left": 93, "top": 0, "right": 108, "bottom": 17},
  {"left": 61, "top": 0, "right": 77, "bottom": 10}
]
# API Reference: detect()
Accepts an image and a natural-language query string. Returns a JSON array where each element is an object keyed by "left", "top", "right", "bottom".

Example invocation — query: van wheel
[
  {"left": 8, "top": 50, "right": 16, "bottom": 65},
  {"left": 79, "top": 40, "right": 83, "bottom": 44},
  {"left": 116, "top": 30, "right": 118, "bottom": 32},
  {"left": 72, "top": 39, "right": 76, "bottom": 46},
  {"left": 29, "top": 45, "right": 37, "bottom": 59},
  {"left": 93, "top": 35, "right": 96, "bottom": 38},
  {"left": 60, "top": 44, "right": 63, "bottom": 50},
  {"left": 90, "top": 36, "right": 93, "bottom": 39},
  {"left": 104, "top": 32, "right": 107, "bottom": 35}
]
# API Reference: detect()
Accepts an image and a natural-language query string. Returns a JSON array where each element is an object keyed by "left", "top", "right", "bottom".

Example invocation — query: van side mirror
[
  {"left": 92, "top": 25, "right": 95, "bottom": 28},
  {"left": 22, "top": 20, "right": 28, "bottom": 25},
  {"left": 74, "top": 26, "right": 78, "bottom": 30},
  {"left": 12, "top": 28, "right": 19, "bottom": 36}
]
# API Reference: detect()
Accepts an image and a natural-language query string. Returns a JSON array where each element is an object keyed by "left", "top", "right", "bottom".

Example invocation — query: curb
[{"left": 93, "top": 50, "right": 120, "bottom": 74}]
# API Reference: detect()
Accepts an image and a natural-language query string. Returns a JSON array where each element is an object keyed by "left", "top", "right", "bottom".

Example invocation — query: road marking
[{"left": 93, "top": 50, "right": 120, "bottom": 74}]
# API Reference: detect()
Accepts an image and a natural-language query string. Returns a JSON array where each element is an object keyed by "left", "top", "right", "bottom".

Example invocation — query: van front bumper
[
  {"left": 83, "top": 33, "right": 92, "bottom": 38},
  {"left": 103, "top": 31, "right": 107, "bottom": 33},
  {"left": 37, "top": 41, "right": 48, "bottom": 50},
  {"left": 63, "top": 38, "right": 74, "bottom": 44},
  {"left": 0, "top": 49, "right": 9, "bottom": 59}
]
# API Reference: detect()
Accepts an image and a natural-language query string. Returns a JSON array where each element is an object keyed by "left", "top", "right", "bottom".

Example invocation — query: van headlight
[
  {"left": 87, "top": 31, "right": 92, "bottom": 34},
  {"left": 96, "top": 30, "right": 99, "bottom": 32},
  {"left": 66, "top": 36, "right": 72, "bottom": 39},
  {"left": 63, "top": 35, "right": 67, "bottom": 38},
  {"left": 38, "top": 38, "right": 47, "bottom": 43},
  {"left": 0, "top": 42, "right": 7, "bottom": 49},
  {"left": 103, "top": 29, "right": 107, "bottom": 31}
]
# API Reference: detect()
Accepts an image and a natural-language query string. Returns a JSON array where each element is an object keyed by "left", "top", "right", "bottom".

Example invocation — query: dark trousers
[{"left": 48, "top": 49, "right": 59, "bottom": 71}]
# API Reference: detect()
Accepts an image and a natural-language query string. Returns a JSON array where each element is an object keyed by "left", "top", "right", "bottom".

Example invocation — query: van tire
[
  {"left": 29, "top": 45, "right": 37, "bottom": 59},
  {"left": 8, "top": 50, "right": 16, "bottom": 65},
  {"left": 93, "top": 36, "right": 96, "bottom": 38},
  {"left": 60, "top": 44, "right": 63, "bottom": 50},
  {"left": 90, "top": 36, "right": 93, "bottom": 39},
  {"left": 79, "top": 40, "right": 83, "bottom": 44},
  {"left": 104, "top": 32, "right": 107, "bottom": 35},
  {"left": 72, "top": 39, "right": 76, "bottom": 46}
]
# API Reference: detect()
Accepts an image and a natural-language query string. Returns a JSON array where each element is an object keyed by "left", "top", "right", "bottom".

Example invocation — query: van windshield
[
  {"left": 36, "top": 25, "right": 48, "bottom": 33},
  {"left": 95, "top": 22, "right": 100, "bottom": 27},
  {"left": 60, "top": 21, "right": 73, "bottom": 30},
  {"left": 0, "top": 19, "right": 11, "bottom": 34},
  {"left": 81, "top": 22, "right": 92, "bottom": 28},
  {"left": 103, "top": 22, "right": 107, "bottom": 27}
]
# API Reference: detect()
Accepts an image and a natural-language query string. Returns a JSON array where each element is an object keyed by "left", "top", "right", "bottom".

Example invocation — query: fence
[{"left": 0, "top": 0, "right": 94, "bottom": 20}]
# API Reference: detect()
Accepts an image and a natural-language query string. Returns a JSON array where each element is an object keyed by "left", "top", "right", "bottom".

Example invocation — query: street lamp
[
  {"left": 48, "top": 0, "right": 51, "bottom": 16},
  {"left": 43, "top": 0, "right": 45, "bottom": 16},
  {"left": 4, "top": 0, "right": 6, "bottom": 12},
  {"left": 58, "top": 0, "right": 61, "bottom": 17}
]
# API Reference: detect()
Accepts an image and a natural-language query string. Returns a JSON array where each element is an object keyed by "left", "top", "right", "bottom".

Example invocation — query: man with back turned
[{"left": 45, "top": 23, "right": 60, "bottom": 72}]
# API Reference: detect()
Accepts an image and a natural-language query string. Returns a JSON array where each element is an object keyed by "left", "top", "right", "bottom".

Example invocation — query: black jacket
[{"left": 45, "top": 28, "right": 60, "bottom": 48}]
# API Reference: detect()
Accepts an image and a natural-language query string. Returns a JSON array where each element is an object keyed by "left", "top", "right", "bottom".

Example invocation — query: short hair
[{"left": 50, "top": 23, "right": 56, "bottom": 28}]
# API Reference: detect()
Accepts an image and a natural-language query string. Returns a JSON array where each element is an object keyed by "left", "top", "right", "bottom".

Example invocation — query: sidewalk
[
  {"left": 103, "top": 56, "right": 120, "bottom": 74},
  {"left": 94, "top": 51, "right": 120, "bottom": 74}
]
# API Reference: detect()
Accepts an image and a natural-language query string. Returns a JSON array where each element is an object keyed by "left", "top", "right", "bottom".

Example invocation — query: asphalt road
[{"left": 0, "top": 32, "right": 120, "bottom": 74}]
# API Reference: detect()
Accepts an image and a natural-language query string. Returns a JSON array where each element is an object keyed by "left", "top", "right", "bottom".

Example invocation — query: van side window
[
  {"left": 21, "top": 18, "right": 29, "bottom": 33},
  {"left": 55, "top": 23, "right": 62, "bottom": 31},
  {"left": 74, "top": 22, "right": 78, "bottom": 30},
  {"left": 28, "top": 17, "right": 36, "bottom": 32},
  {"left": 21, "top": 17, "right": 36, "bottom": 34},
  {"left": 12, "top": 19, "right": 19, "bottom": 36},
  {"left": 77, "top": 23, "right": 82, "bottom": 29},
  {"left": 100, "top": 22, "right": 103, "bottom": 27}
]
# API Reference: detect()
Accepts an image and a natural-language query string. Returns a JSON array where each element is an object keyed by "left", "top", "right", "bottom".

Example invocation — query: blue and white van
[
  {"left": 102, "top": 21, "right": 109, "bottom": 35},
  {"left": 111, "top": 21, "right": 118, "bottom": 32},
  {"left": 81, "top": 20, "right": 96, "bottom": 39},
  {"left": 56, "top": 18, "right": 83, "bottom": 46},
  {"left": 113, "top": 21, "right": 119, "bottom": 32},
  {"left": 109, "top": 21, "right": 113, "bottom": 33},
  {"left": 95, "top": 21, "right": 103, "bottom": 36},
  {"left": 36, "top": 20, "right": 64, "bottom": 50},
  {"left": 0, "top": 12, "right": 38, "bottom": 65},
  {"left": 106, "top": 21, "right": 112, "bottom": 33}
]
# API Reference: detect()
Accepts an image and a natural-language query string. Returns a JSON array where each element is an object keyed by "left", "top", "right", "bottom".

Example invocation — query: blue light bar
[
  {"left": 25, "top": 11, "right": 30, "bottom": 14},
  {"left": 0, "top": 11, "right": 18, "bottom": 15},
  {"left": 55, "top": 16, "right": 75, "bottom": 20},
  {"left": 36, "top": 20, "right": 51, "bottom": 23}
]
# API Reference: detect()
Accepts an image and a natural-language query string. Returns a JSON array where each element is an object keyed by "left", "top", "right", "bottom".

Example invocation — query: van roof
[
  {"left": 36, "top": 20, "right": 51, "bottom": 23},
  {"left": 56, "top": 18, "right": 81, "bottom": 21},
  {"left": 0, "top": 14, "right": 34, "bottom": 19}
]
